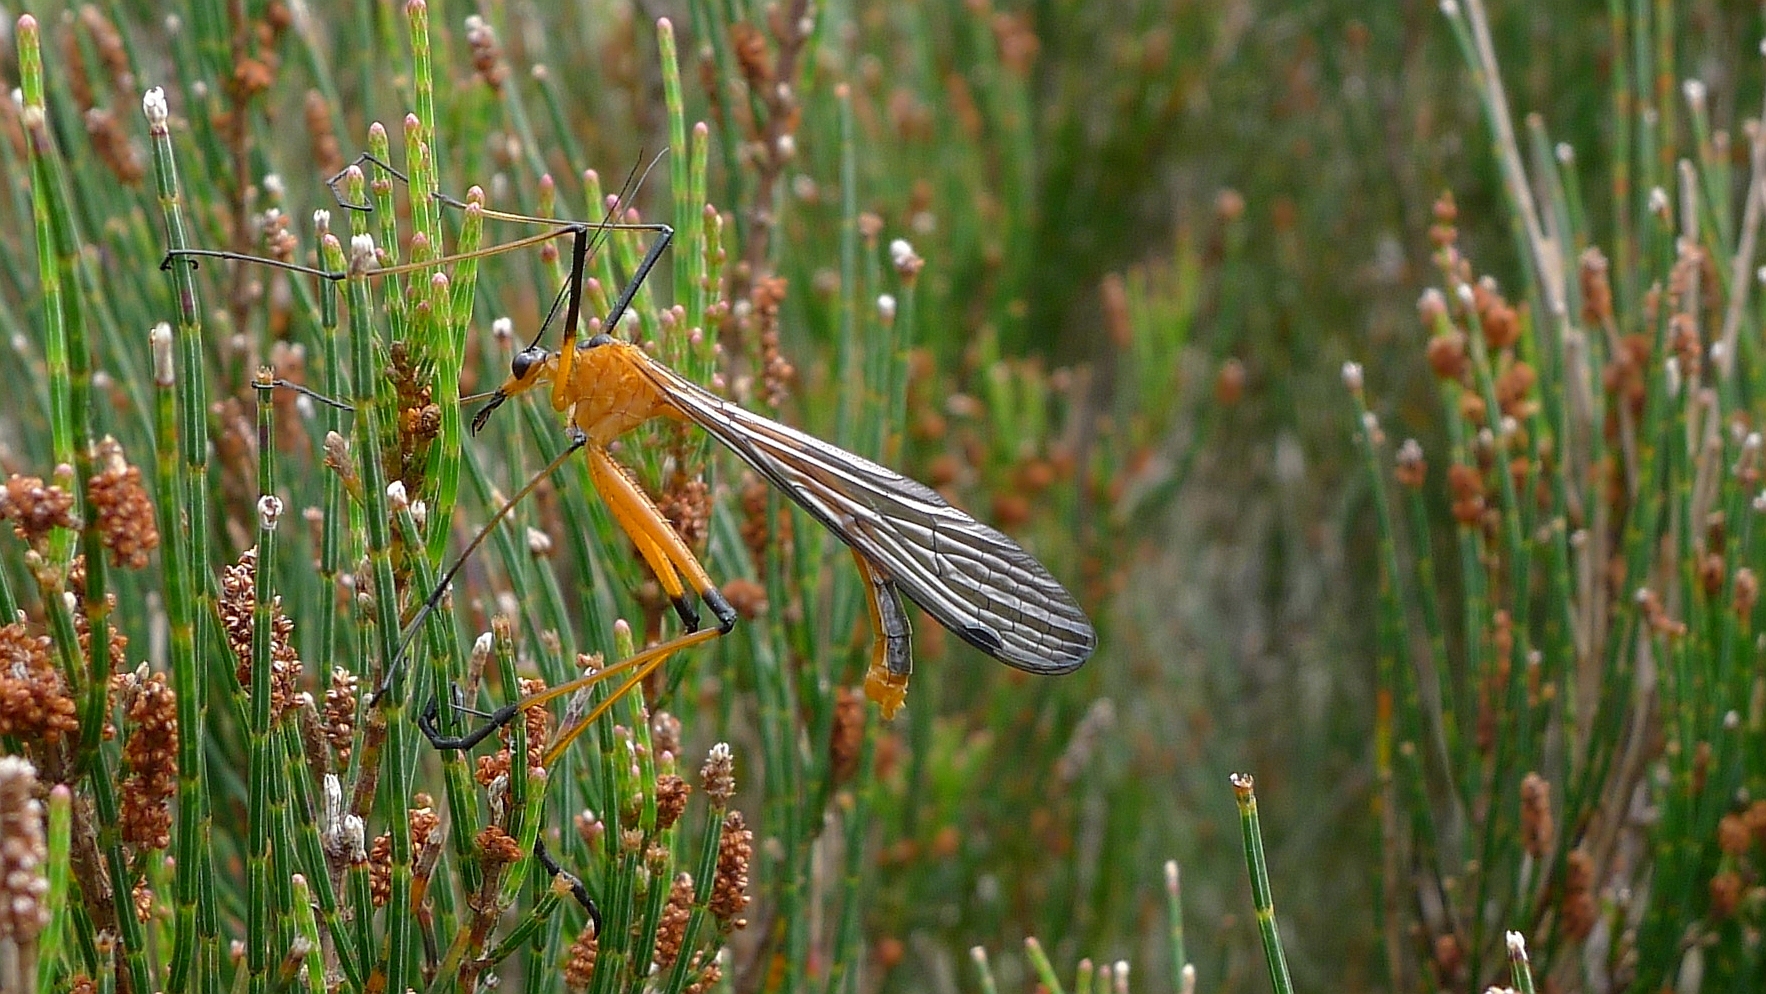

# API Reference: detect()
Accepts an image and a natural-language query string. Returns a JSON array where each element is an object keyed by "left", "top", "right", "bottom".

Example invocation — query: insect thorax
[{"left": 569, "top": 342, "right": 673, "bottom": 445}]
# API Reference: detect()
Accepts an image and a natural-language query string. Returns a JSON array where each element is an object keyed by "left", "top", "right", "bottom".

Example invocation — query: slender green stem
[
  {"left": 1165, "top": 861, "right": 1188, "bottom": 992},
  {"left": 17, "top": 17, "right": 76, "bottom": 509},
  {"left": 40, "top": 784, "right": 72, "bottom": 991},
  {"left": 146, "top": 82, "right": 228, "bottom": 991},
  {"left": 246, "top": 376, "right": 284, "bottom": 994},
  {"left": 660, "top": 763, "right": 731, "bottom": 994},
  {"left": 971, "top": 947, "right": 1000, "bottom": 994},
  {"left": 659, "top": 18, "right": 694, "bottom": 328},
  {"left": 1024, "top": 936, "right": 1066, "bottom": 994},
  {"left": 337, "top": 170, "right": 415, "bottom": 989},
  {"left": 289, "top": 876, "right": 327, "bottom": 994},
  {"left": 824, "top": 718, "right": 877, "bottom": 994},
  {"left": 1231, "top": 774, "right": 1294, "bottom": 994},
  {"left": 149, "top": 324, "right": 206, "bottom": 993}
]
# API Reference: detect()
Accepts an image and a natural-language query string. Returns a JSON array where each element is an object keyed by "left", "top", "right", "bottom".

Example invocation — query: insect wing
[{"left": 643, "top": 362, "right": 1096, "bottom": 674}]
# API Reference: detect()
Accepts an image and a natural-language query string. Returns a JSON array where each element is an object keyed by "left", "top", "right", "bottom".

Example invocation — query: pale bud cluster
[{"left": 0, "top": 757, "right": 48, "bottom": 941}]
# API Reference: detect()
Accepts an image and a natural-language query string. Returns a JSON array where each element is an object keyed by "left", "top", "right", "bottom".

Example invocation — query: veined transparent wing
[{"left": 641, "top": 360, "right": 1096, "bottom": 674}]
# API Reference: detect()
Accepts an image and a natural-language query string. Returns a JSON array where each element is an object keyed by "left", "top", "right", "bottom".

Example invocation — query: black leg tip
[
  {"left": 416, "top": 697, "right": 447, "bottom": 748},
  {"left": 671, "top": 594, "right": 701, "bottom": 633},
  {"left": 703, "top": 587, "right": 739, "bottom": 634},
  {"left": 416, "top": 689, "right": 520, "bottom": 752},
  {"left": 535, "top": 839, "right": 602, "bottom": 934}
]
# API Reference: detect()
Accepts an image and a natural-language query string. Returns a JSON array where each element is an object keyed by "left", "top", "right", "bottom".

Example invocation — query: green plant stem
[
  {"left": 1165, "top": 861, "right": 1187, "bottom": 991},
  {"left": 1024, "top": 936, "right": 1066, "bottom": 994},
  {"left": 336, "top": 171, "right": 415, "bottom": 989},
  {"left": 146, "top": 81, "right": 229, "bottom": 993},
  {"left": 971, "top": 946, "right": 1000, "bottom": 994},
  {"left": 1232, "top": 774, "right": 1294, "bottom": 994},
  {"left": 289, "top": 876, "right": 327, "bottom": 994},
  {"left": 824, "top": 716, "right": 877, "bottom": 994},
  {"left": 246, "top": 376, "right": 282, "bottom": 994},
  {"left": 41, "top": 785, "right": 72, "bottom": 990},
  {"left": 150, "top": 324, "right": 208, "bottom": 994}
]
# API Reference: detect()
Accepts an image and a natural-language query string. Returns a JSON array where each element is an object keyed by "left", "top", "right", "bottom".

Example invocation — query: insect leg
[
  {"left": 587, "top": 446, "right": 702, "bottom": 631},
  {"left": 598, "top": 220, "right": 672, "bottom": 337},
  {"left": 247, "top": 369, "right": 357, "bottom": 413},
  {"left": 419, "top": 627, "right": 718, "bottom": 768},
  {"left": 536, "top": 629, "right": 719, "bottom": 768},
  {"left": 158, "top": 248, "right": 345, "bottom": 281},
  {"left": 534, "top": 838, "right": 601, "bottom": 935},
  {"left": 325, "top": 151, "right": 411, "bottom": 211},
  {"left": 851, "top": 549, "right": 913, "bottom": 719},
  {"left": 549, "top": 222, "right": 591, "bottom": 412},
  {"left": 416, "top": 694, "right": 522, "bottom": 751},
  {"left": 268, "top": 378, "right": 355, "bottom": 411},
  {"left": 587, "top": 447, "right": 737, "bottom": 633}
]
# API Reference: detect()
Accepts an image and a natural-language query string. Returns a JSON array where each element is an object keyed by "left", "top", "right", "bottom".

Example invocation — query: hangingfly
[{"left": 474, "top": 322, "right": 1097, "bottom": 717}]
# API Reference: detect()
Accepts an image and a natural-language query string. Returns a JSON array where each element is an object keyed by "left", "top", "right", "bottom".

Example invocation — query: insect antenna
[{"left": 515, "top": 144, "right": 667, "bottom": 353}]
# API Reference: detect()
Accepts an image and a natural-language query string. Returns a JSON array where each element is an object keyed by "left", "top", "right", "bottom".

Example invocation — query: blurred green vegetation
[{"left": 4, "top": 0, "right": 1766, "bottom": 991}]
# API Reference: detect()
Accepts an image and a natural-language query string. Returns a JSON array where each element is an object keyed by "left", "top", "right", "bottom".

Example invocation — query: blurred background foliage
[{"left": 4, "top": 0, "right": 1766, "bottom": 991}]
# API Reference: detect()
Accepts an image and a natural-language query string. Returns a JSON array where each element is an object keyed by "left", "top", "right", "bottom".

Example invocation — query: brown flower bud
[
  {"left": 1519, "top": 772, "right": 1553, "bottom": 858},
  {"left": 655, "top": 774, "right": 690, "bottom": 831},
  {"left": 709, "top": 810, "right": 752, "bottom": 926},
  {"left": 1560, "top": 848, "right": 1596, "bottom": 942},
  {"left": 1426, "top": 331, "right": 1468, "bottom": 380}
]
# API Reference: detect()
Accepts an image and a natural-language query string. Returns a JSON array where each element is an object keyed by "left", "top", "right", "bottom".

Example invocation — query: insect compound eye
[{"left": 510, "top": 348, "right": 543, "bottom": 380}]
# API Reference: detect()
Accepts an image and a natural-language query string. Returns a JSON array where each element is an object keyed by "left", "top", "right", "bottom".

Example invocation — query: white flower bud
[{"left": 143, "top": 87, "right": 169, "bottom": 126}]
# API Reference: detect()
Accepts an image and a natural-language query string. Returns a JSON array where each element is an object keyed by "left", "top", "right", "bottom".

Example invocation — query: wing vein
[{"left": 643, "top": 360, "right": 1095, "bottom": 673}]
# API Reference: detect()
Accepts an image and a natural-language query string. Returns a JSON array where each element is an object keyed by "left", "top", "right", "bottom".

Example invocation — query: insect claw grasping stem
[
  {"left": 417, "top": 691, "right": 523, "bottom": 752},
  {"left": 535, "top": 838, "right": 601, "bottom": 934},
  {"left": 704, "top": 586, "right": 739, "bottom": 634}
]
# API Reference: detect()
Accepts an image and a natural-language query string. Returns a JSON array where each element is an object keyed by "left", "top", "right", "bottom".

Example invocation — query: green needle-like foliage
[{"left": 0, "top": 1, "right": 1219, "bottom": 991}]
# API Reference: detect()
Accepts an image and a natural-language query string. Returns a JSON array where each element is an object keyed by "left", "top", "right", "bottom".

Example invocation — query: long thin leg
[
  {"left": 160, "top": 248, "right": 342, "bottom": 280},
  {"left": 269, "top": 378, "right": 354, "bottom": 411},
  {"left": 596, "top": 220, "right": 672, "bottom": 340},
  {"left": 587, "top": 447, "right": 737, "bottom": 632},
  {"left": 538, "top": 627, "right": 720, "bottom": 768},
  {"left": 534, "top": 838, "right": 601, "bottom": 935},
  {"left": 549, "top": 223, "right": 588, "bottom": 410},
  {"left": 416, "top": 694, "right": 514, "bottom": 753},
  {"left": 417, "top": 627, "right": 718, "bottom": 754},
  {"left": 587, "top": 445, "right": 701, "bottom": 631}
]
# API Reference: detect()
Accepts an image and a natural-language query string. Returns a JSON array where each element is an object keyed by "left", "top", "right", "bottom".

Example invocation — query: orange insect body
[
  {"left": 486, "top": 324, "right": 1093, "bottom": 721},
  {"left": 487, "top": 334, "right": 922, "bottom": 714},
  {"left": 548, "top": 338, "right": 681, "bottom": 445},
  {"left": 463, "top": 215, "right": 1093, "bottom": 728}
]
